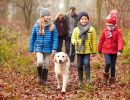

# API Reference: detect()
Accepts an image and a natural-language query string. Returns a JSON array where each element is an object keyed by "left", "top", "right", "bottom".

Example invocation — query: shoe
[
  {"left": 78, "top": 81, "right": 83, "bottom": 88},
  {"left": 78, "top": 68, "right": 83, "bottom": 88},
  {"left": 103, "top": 72, "right": 109, "bottom": 84},
  {"left": 37, "top": 67, "right": 42, "bottom": 83},
  {"left": 109, "top": 77, "right": 116, "bottom": 84},
  {"left": 41, "top": 68, "right": 48, "bottom": 86}
]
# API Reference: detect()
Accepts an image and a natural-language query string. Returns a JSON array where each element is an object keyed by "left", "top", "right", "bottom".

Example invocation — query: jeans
[
  {"left": 104, "top": 54, "right": 117, "bottom": 77},
  {"left": 65, "top": 36, "right": 75, "bottom": 63},
  {"left": 77, "top": 54, "right": 90, "bottom": 80}
]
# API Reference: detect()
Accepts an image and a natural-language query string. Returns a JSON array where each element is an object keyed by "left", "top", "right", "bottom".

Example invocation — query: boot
[
  {"left": 109, "top": 77, "right": 116, "bottom": 84},
  {"left": 85, "top": 69, "right": 91, "bottom": 83},
  {"left": 44, "top": 68, "right": 48, "bottom": 85},
  {"left": 41, "top": 68, "right": 48, "bottom": 86},
  {"left": 103, "top": 72, "right": 109, "bottom": 84},
  {"left": 37, "top": 67, "right": 42, "bottom": 83},
  {"left": 78, "top": 68, "right": 83, "bottom": 88}
]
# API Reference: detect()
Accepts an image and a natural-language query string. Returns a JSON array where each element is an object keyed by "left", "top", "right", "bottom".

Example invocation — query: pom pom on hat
[{"left": 38, "top": 6, "right": 51, "bottom": 17}]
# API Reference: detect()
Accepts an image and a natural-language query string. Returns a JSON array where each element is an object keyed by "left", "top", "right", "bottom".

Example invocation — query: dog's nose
[{"left": 59, "top": 60, "right": 62, "bottom": 63}]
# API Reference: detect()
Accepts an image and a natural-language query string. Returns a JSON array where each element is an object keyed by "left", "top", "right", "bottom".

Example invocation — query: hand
[
  {"left": 117, "top": 52, "right": 122, "bottom": 56},
  {"left": 74, "top": 41, "right": 78, "bottom": 46},
  {"left": 92, "top": 53, "right": 96, "bottom": 57},
  {"left": 52, "top": 50, "right": 57, "bottom": 55}
]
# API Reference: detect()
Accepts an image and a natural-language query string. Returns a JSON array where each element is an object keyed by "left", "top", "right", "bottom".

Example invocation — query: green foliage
[
  {"left": 122, "top": 59, "right": 129, "bottom": 64},
  {"left": 128, "top": 75, "right": 130, "bottom": 82},
  {"left": 0, "top": 26, "right": 33, "bottom": 72},
  {"left": 123, "top": 30, "right": 130, "bottom": 57},
  {"left": 0, "top": 44, "right": 9, "bottom": 64},
  {"left": 84, "top": 83, "right": 94, "bottom": 92}
]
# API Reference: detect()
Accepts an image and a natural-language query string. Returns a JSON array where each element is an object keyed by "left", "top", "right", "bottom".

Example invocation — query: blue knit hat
[{"left": 78, "top": 11, "right": 89, "bottom": 20}]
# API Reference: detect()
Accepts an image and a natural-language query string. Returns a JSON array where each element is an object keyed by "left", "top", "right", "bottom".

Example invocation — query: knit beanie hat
[
  {"left": 78, "top": 11, "right": 89, "bottom": 21},
  {"left": 38, "top": 6, "right": 51, "bottom": 17},
  {"left": 106, "top": 10, "right": 118, "bottom": 25}
]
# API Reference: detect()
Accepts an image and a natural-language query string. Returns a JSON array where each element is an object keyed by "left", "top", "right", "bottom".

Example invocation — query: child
[
  {"left": 71, "top": 11, "right": 97, "bottom": 87},
  {"left": 29, "top": 6, "right": 58, "bottom": 85},
  {"left": 54, "top": 12, "right": 68, "bottom": 52},
  {"left": 98, "top": 10, "right": 124, "bottom": 84}
]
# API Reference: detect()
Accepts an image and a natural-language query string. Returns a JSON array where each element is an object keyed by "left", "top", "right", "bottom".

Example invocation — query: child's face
[
  {"left": 106, "top": 23, "right": 115, "bottom": 30},
  {"left": 42, "top": 15, "right": 51, "bottom": 22},
  {"left": 79, "top": 16, "right": 89, "bottom": 26}
]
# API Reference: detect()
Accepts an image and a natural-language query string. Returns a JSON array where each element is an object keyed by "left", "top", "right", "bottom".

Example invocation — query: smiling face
[
  {"left": 79, "top": 16, "right": 89, "bottom": 26},
  {"left": 58, "top": 13, "right": 64, "bottom": 20},
  {"left": 106, "top": 23, "right": 115, "bottom": 30},
  {"left": 54, "top": 52, "right": 68, "bottom": 64},
  {"left": 43, "top": 15, "right": 51, "bottom": 22}
]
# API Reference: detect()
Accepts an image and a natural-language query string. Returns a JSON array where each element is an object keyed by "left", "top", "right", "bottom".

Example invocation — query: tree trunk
[
  {"left": 64, "top": 0, "right": 69, "bottom": 13},
  {"left": 0, "top": 0, "right": 7, "bottom": 20},
  {"left": 96, "top": 0, "right": 102, "bottom": 34}
]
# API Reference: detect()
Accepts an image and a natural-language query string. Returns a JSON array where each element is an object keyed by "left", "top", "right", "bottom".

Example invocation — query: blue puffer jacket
[{"left": 29, "top": 23, "right": 58, "bottom": 54}]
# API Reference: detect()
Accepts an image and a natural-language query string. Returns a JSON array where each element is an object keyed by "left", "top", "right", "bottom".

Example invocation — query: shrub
[
  {"left": 123, "top": 30, "right": 130, "bottom": 57},
  {"left": 0, "top": 26, "right": 33, "bottom": 73}
]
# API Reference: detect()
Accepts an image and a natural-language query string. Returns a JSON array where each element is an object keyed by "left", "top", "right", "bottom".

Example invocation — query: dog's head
[{"left": 54, "top": 52, "right": 69, "bottom": 64}]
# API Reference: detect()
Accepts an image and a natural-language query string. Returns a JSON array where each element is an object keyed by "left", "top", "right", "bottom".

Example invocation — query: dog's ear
[{"left": 66, "top": 56, "right": 70, "bottom": 62}]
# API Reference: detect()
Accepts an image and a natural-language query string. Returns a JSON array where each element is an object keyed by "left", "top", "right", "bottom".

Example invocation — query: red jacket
[{"left": 98, "top": 27, "right": 124, "bottom": 54}]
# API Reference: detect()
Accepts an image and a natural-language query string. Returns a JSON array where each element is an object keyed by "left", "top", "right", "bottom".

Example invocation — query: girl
[
  {"left": 98, "top": 10, "right": 124, "bottom": 84},
  {"left": 29, "top": 6, "right": 58, "bottom": 85},
  {"left": 71, "top": 11, "right": 97, "bottom": 87},
  {"left": 54, "top": 12, "right": 68, "bottom": 52}
]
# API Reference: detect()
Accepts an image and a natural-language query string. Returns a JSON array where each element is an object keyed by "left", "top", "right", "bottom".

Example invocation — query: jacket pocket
[{"left": 35, "top": 41, "right": 44, "bottom": 51}]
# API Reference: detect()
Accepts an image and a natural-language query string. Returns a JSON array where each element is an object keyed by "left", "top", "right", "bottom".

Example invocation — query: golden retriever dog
[{"left": 54, "top": 52, "right": 70, "bottom": 93}]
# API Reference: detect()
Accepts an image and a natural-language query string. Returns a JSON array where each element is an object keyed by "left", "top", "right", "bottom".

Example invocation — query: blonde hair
[
  {"left": 54, "top": 12, "right": 64, "bottom": 21},
  {"left": 39, "top": 18, "right": 54, "bottom": 35}
]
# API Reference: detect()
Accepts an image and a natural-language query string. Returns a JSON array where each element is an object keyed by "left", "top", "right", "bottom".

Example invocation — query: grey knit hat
[{"left": 38, "top": 6, "right": 51, "bottom": 17}]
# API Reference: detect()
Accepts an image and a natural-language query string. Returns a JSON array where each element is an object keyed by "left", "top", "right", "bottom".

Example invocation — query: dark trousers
[
  {"left": 104, "top": 54, "right": 117, "bottom": 77},
  {"left": 65, "top": 36, "right": 75, "bottom": 63},
  {"left": 57, "top": 36, "right": 64, "bottom": 52}
]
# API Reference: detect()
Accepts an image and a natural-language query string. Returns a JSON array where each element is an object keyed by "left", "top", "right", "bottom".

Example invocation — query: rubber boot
[
  {"left": 41, "top": 68, "right": 48, "bottom": 86},
  {"left": 37, "top": 67, "right": 42, "bottom": 83},
  {"left": 109, "top": 77, "right": 116, "bottom": 84},
  {"left": 85, "top": 69, "right": 91, "bottom": 83},
  {"left": 103, "top": 72, "right": 109, "bottom": 84},
  {"left": 44, "top": 68, "right": 48, "bottom": 85},
  {"left": 78, "top": 68, "right": 83, "bottom": 88}
]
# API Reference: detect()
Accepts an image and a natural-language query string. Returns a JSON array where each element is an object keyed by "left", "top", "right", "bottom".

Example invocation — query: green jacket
[{"left": 71, "top": 26, "right": 97, "bottom": 54}]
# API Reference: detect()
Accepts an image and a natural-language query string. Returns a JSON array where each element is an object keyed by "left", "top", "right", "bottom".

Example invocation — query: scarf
[
  {"left": 107, "top": 26, "right": 115, "bottom": 38},
  {"left": 55, "top": 18, "right": 67, "bottom": 37},
  {"left": 36, "top": 19, "right": 53, "bottom": 35},
  {"left": 77, "top": 22, "right": 90, "bottom": 52}
]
